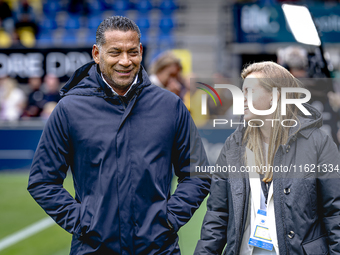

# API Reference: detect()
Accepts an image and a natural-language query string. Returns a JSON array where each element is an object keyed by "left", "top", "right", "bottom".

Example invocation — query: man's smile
[{"left": 115, "top": 69, "right": 133, "bottom": 76}]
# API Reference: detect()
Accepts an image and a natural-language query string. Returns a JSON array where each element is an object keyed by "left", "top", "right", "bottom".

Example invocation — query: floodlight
[{"left": 282, "top": 4, "right": 321, "bottom": 46}]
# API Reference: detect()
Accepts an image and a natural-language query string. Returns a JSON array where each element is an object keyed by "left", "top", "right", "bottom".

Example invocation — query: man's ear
[
  {"left": 140, "top": 43, "right": 143, "bottom": 57},
  {"left": 92, "top": 44, "right": 100, "bottom": 64}
]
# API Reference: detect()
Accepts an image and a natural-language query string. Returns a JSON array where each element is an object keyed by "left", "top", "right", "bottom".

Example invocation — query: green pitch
[{"left": 0, "top": 172, "right": 207, "bottom": 255}]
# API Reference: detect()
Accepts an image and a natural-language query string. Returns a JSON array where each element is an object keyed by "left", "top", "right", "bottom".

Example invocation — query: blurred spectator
[
  {"left": 15, "top": 0, "right": 38, "bottom": 36},
  {"left": 0, "top": 77, "right": 26, "bottom": 121},
  {"left": 22, "top": 76, "right": 45, "bottom": 118},
  {"left": 68, "top": 0, "right": 89, "bottom": 15},
  {"left": 278, "top": 45, "right": 340, "bottom": 146},
  {"left": 42, "top": 74, "right": 61, "bottom": 103},
  {"left": 328, "top": 91, "right": 340, "bottom": 113},
  {"left": 149, "top": 51, "right": 183, "bottom": 96},
  {"left": 41, "top": 101, "right": 57, "bottom": 120},
  {"left": 277, "top": 46, "right": 308, "bottom": 78},
  {"left": 0, "top": 0, "right": 14, "bottom": 34}
]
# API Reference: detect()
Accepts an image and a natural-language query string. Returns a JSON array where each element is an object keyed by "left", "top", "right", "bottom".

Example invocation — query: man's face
[{"left": 92, "top": 30, "right": 143, "bottom": 92}]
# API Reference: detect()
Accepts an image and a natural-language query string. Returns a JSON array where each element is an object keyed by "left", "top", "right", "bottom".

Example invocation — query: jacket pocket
[
  {"left": 76, "top": 197, "right": 91, "bottom": 240},
  {"left": 302, "top": 235, "right": 329, "bottom": 255}
]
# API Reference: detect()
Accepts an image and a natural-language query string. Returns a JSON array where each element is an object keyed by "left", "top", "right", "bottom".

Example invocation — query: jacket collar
[{"left": 287, "top": 103, "right": 322, "bottom": 141}]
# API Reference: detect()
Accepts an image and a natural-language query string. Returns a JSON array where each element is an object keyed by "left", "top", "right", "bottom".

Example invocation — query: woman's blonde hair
[{"left": 241, "top": 61, "right": 301, "bottom": 182}]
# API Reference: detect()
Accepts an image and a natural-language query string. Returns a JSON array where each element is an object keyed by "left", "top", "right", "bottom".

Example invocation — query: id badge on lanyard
[{"left": 248, "top": 209, "right": 274, "bottom": 251}]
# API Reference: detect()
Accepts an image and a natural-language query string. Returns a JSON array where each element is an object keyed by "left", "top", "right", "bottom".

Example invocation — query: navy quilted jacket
[{"left": 28, "top": 61, "right": 211, "bottom": 254}]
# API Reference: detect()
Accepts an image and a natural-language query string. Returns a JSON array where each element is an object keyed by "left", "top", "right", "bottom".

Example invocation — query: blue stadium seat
[
  {"left": 85, "top": 29, "right": 96, "bottom": 45},
  {"left": 42, "top": 1, "right": 62, "bottom": 16},
  {"left": 157, "top": 33, "right": 175, "bottom": 50},
  {"left": 135, "top": 0, "right": 153, "bottom": 13},
  {"left": 39, "top": 16, "right": 57, "bottom": 32},
  {"left": 114, "top": 0, "right": 130, "bottom": 10},
  {"left": 64, "top": 15, "right": 81, "bottom": 30},
  {"left": 136, "top": 15, "right": 151, "bottom": 44},
  {"left": 87, "top": 0, "right": 105, "bottom": 14},
  {"left": 36, "top": 31, "right": 54, "bottom": 46},
  {"left": 112, "top": 0, "right": 130, "bottom": 16},
  {"left": 62, "top": 29, "right": 79, "bottom": 44},
  {"left": 87, "top": 14, "right": 103, "bottom": 30},
  {"left": 136, "top": 16, "right": 151, "bottom": 32},
  {"left": 159, "top": 0, "right": 178, "bottom": 14},
  {"left": 159, "top": 16, "right": 175, "bottom": 34}
]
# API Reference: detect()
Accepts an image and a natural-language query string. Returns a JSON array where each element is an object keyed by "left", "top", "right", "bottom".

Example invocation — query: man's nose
[{"left": 119, "top": 53, "right": 131, "bottom": 67}]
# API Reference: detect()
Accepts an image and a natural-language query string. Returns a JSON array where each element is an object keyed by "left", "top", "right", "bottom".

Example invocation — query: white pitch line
[{"left": 0, "top": 217, "right": 55, "bottom": 251}]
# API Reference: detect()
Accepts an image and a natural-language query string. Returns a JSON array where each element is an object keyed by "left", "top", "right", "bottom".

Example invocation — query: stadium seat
[
  {"left": 159, "top": 15, "right": 175, "bottom": 34},
  {"left": 39, "top": 16, "right": 58, "bottom": 32},
  {"left": 136, "top": 14, "right": 151, "bottom": 44},
  {"left": 62, "top": 29, "right": 79, "bottom": 44},
  {"left": 136, "top": 15, "right": 151, "bottom": 32},
  {"left": 64, "top": 15, "right": 81, "bottom": 30},
  {"left": 159, "top": 0, "right": 178, "bottom": 15},
  {"left": 112, "top": 0, "right": 130, "bottom": 16},
  {"left": 36, "top": 31, "right": 54, "bottom": 46},
  {"left": 157, "top": 33, "right": 175, "bottom": 50},
  {"left": 87, "top": 14, "right": 103, "bottom": 30},
  {"left": 84, "top": 29, "right": 96, "bottom": 45},
  {"left": 0, "top": 29, "right": 12, "bottom": 48},
  {"left": 135, "top": 0, "right": 153, "bottom": 13},
  {"left": 18, "top": 27, "right": 36, "bottom": 47},
  {"left": 42, "top": 1, "right": 62, "bottom": 16},
  {"left": 87, "top": 0, "right": 105, "bottom": 14}
]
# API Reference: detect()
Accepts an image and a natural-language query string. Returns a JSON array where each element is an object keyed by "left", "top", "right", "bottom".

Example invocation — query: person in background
[
  {"left": 14, "top": 0, "right": 38, "bottom": 36},
  {"left": 42, "top": 73, "right": 61, "bottom": 103},
  {"left": 278, "top": 46, "right": 340, "bottom": 146},
  {"left": 22, "top": 76, "right": 45, "bottom": 118},
  {"left": 149, "top": 51, "right": 183, "bottom": 96},
  {"left": 0, "top": 0, "right": 14, "bottom": 34},
  {"left": 0, "top": 76, "right": 26, "bottom": 121},
  {"left": 195, "top": 61, "right": 340, "bottom": 254},
  {"left": 28, "top": 16, "right": 210, "bottom": 255},
  {"left": 41, "top": 101, "right": 57, "bottom": 120}
]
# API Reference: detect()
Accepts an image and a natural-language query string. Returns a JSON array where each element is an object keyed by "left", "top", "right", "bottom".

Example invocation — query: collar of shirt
[{"left": 101, "top": 73, "right": 138, "bottom": 96}]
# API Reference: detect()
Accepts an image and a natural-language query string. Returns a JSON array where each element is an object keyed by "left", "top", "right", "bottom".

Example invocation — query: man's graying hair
[{"left": 96, "top": 16, "right": 141, "bottom": 47}]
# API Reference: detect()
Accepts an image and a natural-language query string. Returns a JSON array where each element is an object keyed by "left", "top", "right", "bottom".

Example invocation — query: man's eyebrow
[
  {"left": 107, "top": 47, "right": 121, "bottom": 51},
  {"left": 128, "top": 47, "right": 138, "bottom": 51}
]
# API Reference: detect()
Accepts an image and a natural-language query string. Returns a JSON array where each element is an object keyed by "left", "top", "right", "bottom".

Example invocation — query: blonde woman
[
  {"left": 0, "top": 77, "right": 26, "bottom": 121},
  {"left": 195, "top": 62, "right": 340, "bottom": 255}
]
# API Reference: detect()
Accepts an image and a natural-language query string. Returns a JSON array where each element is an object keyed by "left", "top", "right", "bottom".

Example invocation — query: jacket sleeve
[
  {"left": 166, "top": 99, "right": 211, "bottom": 232},
  {"left": 315, "top": 130, "right": 340, "bottom": 254},
  {"left": 27, "top": 100, "right": 82, "bottom": 238},
  {"left": 195, "top": 143, "right": 229, "bottom": 254}
]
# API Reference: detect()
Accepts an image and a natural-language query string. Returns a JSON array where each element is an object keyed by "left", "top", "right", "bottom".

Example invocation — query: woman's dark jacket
[{"left": 195, "top": 104, "right": 340, "bottom": 255}]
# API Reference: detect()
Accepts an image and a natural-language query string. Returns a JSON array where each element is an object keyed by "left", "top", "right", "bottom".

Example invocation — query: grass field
[{"left": 0, "top": 171, "right": 208, "bottom": 255}]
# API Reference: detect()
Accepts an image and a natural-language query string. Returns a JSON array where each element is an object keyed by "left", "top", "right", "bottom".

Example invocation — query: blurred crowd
[
  {"left": 0, "top": 0, "right": 180, "bottom": 48},
  {"left": 148, "top": 47, "right": 340, "bottom": 148},
  {"left": 0, "top": 73, "right": 61, "bottom": 121},
  {"left": 3, "top": 46, "right": 340, "bottom": 148},
  {"left": 0, "top": 0, "right": 39, "bottom": 47}
]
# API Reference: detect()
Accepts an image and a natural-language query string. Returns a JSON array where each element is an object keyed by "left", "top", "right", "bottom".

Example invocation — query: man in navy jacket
[{"left": 27, "top": 16, "right": 210, "bottom": 254}]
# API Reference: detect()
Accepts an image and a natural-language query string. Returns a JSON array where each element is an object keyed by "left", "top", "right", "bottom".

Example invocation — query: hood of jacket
[{"left": 60, "top": 61, "right": 151, "bottom": 99}]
